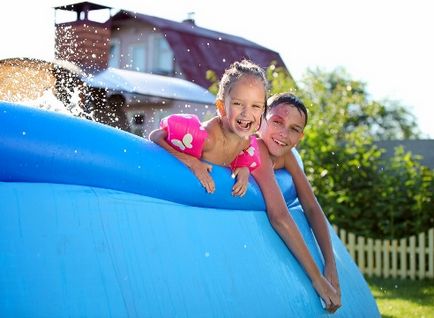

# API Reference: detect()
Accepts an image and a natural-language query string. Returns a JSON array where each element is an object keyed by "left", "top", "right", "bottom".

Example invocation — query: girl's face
[
  {"left": 260, "top": 103, "right": 305, "bottom": 158},
  {"left": 222, "top": 75, "right": 266, "bottom": 139}
]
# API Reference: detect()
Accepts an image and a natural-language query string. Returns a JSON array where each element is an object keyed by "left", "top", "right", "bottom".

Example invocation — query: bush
[{"left": 267, "top": 64, "right": 433, "bottom": 239}]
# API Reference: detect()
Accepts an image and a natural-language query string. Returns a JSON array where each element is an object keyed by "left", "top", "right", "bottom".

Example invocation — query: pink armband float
[
  {"left": 160, "top": 114, "right": 208, "bottom": 158},
  {"left": 230, "top": 136, "right": 261, "bottom": 172}
]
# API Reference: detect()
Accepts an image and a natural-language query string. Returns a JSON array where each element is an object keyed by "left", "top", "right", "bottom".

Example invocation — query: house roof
[
  {"left": 53, "top": 1, "right": 111, "bottom": 12},
  {"left": 110, "top": 10, "right": 289, "bottom": 89},
  {"left": 84, "top": 68, "right": 216, "bottom": 104}
]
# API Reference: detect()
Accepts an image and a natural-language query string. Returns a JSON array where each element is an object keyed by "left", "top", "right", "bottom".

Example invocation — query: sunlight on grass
[{"left": 366, "top": 277, "right": 434, "bottom": 318}]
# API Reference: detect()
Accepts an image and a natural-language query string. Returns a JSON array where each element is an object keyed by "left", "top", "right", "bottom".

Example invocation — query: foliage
[
  {"left": 206, "top": 70, "right": 219, "bottom": 96},
  {"left": 266, "top": 64, "right": 433, "bottom": 239}
]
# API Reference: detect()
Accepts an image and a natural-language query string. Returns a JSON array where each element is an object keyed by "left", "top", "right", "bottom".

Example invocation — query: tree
[{"left": 266, "top": 64, "right": 433, "bottom": 239}]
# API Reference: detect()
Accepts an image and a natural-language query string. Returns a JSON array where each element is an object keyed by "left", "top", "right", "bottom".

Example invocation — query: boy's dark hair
[{"left": 267, "top": 92, "right": 308, "bottom": 126}]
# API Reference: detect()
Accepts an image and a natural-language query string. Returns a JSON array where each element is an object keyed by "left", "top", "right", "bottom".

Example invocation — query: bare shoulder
[
  {"left": 282, "top": 149, "right": 300, "bottom": 171},
  {"left": 202, "top": 116, "right": 221, "bottom": 149},
  {"left": 253, "top": 138, "right": 274, "bottom": 176},
  {"left": 255, "top": 138, "right": 268, "bottom": 154},
  {"left": 203, "top": 117, "right": 220, "bottom": 131}
]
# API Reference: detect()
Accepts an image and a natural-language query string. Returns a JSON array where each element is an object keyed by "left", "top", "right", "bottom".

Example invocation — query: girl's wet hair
[
  {"left": 267, "top": 92, "right": 308, "bottom": 126},
  {"left": 216, "top": 59, "right": 269, "bottom": 109}
]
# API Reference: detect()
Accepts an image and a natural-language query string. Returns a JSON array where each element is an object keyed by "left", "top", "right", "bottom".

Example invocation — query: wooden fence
[{"left": 333, "top": 226, "right": 434, "bottom": 280}]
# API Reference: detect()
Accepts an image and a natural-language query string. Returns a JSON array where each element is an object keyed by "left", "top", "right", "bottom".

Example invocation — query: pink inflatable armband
[
  {"left": 160, "top": 114, "right": 208, "bottom": 158},
  {"left": 230, "top": 136, "right": 261, "bottom": 172}
]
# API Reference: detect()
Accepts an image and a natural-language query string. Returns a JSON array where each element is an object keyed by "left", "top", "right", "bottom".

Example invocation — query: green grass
[{"left": 366, "top": 276, "right": 434, "bottom": 318}]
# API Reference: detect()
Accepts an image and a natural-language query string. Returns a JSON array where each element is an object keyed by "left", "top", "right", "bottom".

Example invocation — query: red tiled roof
[{"left": 110, "top": 10, "right": 288, "bottom": 89}]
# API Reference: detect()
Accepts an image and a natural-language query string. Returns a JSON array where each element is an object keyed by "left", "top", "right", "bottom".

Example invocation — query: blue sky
[{"left": 2, "top": 0, "right": 433, "bottom": 138}]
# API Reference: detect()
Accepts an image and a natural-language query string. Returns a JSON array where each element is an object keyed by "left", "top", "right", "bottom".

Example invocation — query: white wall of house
[
  {"left": 108, "top": 22, "right": 182, "bottom": 77},
  {"left": 122, "top": 93, "right": 215, "bottom": 137}
]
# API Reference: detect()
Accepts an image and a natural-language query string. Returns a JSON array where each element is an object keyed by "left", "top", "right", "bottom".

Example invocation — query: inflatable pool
[{"left": 0, "top": 101, "right": 380, "bottom": 317}]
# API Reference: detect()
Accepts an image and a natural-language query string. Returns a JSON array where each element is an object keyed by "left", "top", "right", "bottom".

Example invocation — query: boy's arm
[
  {"left": 252, "top": 141, "right": 339, "bottom": 313},
  {"left": 149, "top": 128, "right": 215, "bottom": 193},
  {"left": 283, "top": 150, "right": 341, "bottom": 300}
]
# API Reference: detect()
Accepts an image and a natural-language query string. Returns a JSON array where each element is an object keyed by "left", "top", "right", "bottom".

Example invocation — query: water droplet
[{"left": 22, "top": 131, "right": 26, "bottom": 136}]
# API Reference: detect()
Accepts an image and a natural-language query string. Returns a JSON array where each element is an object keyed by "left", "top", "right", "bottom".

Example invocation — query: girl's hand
[
  {"left": 324, "top": 263, "right": 341, "bottom": 305},
  {"left": 312, "top": 275, "right": 341, "bottom": 313},
  {"left": 231, "top": 167, "right": 250, "bottom": 197},
  {"left": 190, "top": 159, "right": 215, "bottom": 193}
]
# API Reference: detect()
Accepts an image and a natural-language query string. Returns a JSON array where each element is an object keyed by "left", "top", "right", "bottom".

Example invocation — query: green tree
[{"left": 267, "top": 65, "right": 433, "bottom": 239}]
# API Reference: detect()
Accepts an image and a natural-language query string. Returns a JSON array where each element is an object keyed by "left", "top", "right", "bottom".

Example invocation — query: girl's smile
[{"left": 222, "top": 75, "right": 266, "bottom": 139}]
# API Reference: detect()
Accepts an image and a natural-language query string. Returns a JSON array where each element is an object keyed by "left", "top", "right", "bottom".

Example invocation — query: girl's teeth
[{"left": 237, "top": 120, "right": 250, "bottom": 129}]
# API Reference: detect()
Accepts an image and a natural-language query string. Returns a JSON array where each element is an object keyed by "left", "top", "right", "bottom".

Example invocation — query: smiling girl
[{"left": 149, "top": 59, "right": 266, "bottom": 194}]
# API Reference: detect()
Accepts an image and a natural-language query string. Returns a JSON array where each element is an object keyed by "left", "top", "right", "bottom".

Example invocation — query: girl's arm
[
  {"left": 252, "top": 140, "right": 339, "bottom": 313},
  {"left": 149, "top": 128, "right": 215, "bottom": 193},
  {"left": 231, "top": 167, "right": 250, "bottom": 197},
  {"left": 283, "top": 150, "right": 341, "bottom": 304}
]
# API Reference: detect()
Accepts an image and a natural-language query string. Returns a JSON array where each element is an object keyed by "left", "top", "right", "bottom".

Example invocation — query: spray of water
[{"left": 0, "top": 57, "right": 94, "bottom": 120}]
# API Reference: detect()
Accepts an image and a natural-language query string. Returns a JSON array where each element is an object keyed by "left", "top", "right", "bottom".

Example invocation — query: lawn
[{"left": 366, "top": 276, "right": 434, "bottom": 318}]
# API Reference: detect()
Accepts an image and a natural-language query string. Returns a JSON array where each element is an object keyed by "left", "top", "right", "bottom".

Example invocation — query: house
[
  {"left": 53, "top": 1, "right": 291, "bottom": 136},
  {"left": 375, "top": 139, "right": 434, "bottom": 169}
]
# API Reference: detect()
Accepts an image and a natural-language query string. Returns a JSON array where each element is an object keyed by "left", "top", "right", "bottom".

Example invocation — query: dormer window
[
  {"left": 129, "top": 44, "right": 146, "bottom": 72},
  {"left": 151, "top": 34, "right": 173, "bottom": 75},
  {"left": 108, "top": 38, "right": 120, "bottom": 68}
]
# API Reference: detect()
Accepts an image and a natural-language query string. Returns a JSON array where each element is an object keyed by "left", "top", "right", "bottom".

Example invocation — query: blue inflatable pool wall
[{"left": 0, "top": 101, "right": 380, "bottom": 317}]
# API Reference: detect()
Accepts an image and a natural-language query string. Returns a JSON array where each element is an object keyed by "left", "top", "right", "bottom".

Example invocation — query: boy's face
[
  {"left": 222, "top": 75, "right": 265, "bottom": 139},
  {"left": 260, "top": 103, "right": 305, "bottom": 158}
]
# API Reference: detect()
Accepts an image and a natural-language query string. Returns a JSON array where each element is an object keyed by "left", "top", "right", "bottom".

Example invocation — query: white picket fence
[{"left": 333, "top": 226, "right": 434, "bottom": 280}]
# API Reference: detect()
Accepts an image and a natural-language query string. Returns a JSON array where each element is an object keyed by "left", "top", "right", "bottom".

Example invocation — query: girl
[
  {"left": 149, "top": 60, "right": 338, "bottom": 312},
  {"left": 149, "top": 59, "right": 266, "bottom": 195}
]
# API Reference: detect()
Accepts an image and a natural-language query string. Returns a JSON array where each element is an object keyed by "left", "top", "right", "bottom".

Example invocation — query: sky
[{"left": 1, "top": 0, "right": 433, "bottom": 138}]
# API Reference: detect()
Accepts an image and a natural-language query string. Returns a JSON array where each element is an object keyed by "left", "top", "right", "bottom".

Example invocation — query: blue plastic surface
[
  {"left": 0, "top": 101, "right": 296, "bottom": 210},
  {"left": 0, "top": 101, "right": 380, "bottom": 317}
]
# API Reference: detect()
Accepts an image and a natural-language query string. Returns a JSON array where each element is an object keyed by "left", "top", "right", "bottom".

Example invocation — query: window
[
  {"left": 151, "top": 34, "right": 174, "bottom": 75},
  {"left": 108, "top": 39, "right": 120, "bottom": 68},
  {"left": 129, "top": 44, "right": 146, "bottom": 72},
  {"left": 126, "top": 111, "right": 146, "bottom": 136},
  {"left": 133, "top": 113, "right": 144, "bottom": 125}
]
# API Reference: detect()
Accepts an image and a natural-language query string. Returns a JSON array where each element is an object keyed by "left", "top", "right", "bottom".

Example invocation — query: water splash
[{"left": 0, "top": 57, "right": 93, "bottom": 120}]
